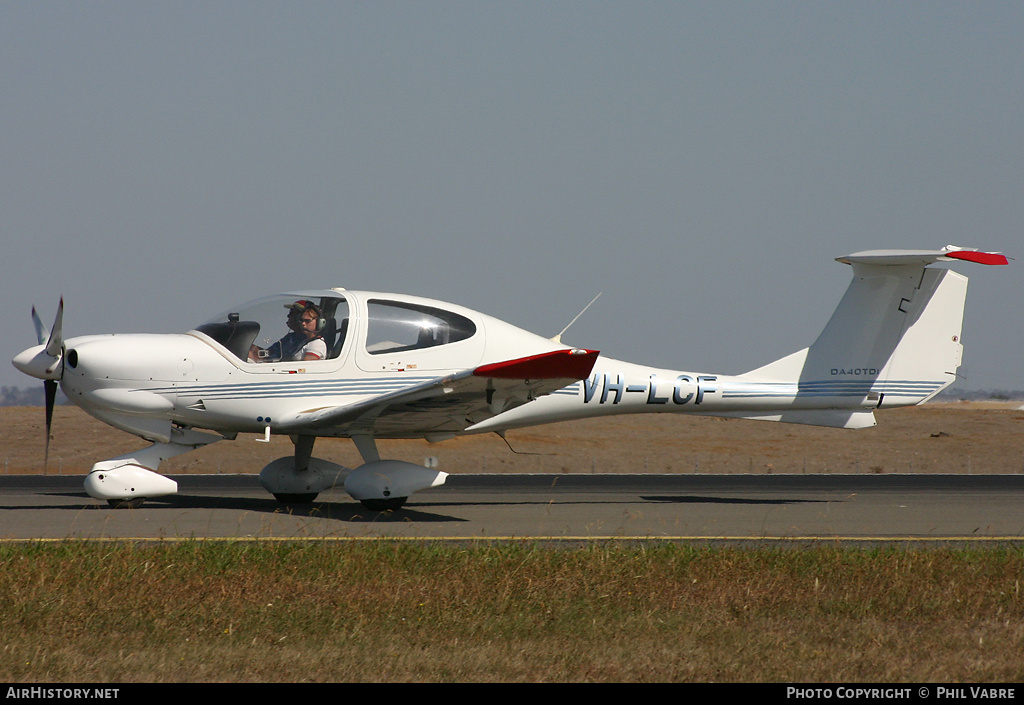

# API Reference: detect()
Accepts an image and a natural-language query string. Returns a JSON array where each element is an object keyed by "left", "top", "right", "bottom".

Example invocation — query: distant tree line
[
  {"left": 934, "top": 387, "right": 1024, "bottom": 401},
  {"left": 0, "top": 386, "right": 69, "bottom": 407}
]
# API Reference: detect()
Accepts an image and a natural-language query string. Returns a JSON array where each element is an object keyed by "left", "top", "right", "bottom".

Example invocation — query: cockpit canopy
[
  {"left": 194, "top": 293, "right": 349, "bottom": 362},
  {"left": 193, "top": 291, "right": 479, "bottom": 364}
]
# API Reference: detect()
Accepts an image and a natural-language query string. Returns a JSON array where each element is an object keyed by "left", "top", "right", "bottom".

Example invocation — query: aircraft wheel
[
  {"left": 273, "top": 493, "right": 318, "bottom": 504},
  {"left": 107, "top": 497, "right": 145, "bottom": 509},
  {"left": 360, "top": 497, "right": 407, "bottom": 511}
]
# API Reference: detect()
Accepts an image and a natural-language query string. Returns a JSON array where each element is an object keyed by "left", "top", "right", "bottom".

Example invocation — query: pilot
[{"left": 249, "top": 300, "right": 328, "bottom": 363}]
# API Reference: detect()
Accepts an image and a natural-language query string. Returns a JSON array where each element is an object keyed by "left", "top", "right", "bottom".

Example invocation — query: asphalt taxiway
[{"left": 2, "top": 473, "right": 1023, "bottom": 543}]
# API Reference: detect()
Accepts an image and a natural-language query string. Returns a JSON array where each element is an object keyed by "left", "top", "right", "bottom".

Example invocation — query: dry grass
[
  {"left": 4, "top": 403, "right": 1024, "bottom": 477},
  {"left": 2, "top": 541, "right": 1023, "bottom": 682}
]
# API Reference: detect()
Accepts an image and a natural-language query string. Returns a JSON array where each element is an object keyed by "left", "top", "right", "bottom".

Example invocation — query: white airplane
[{"left": 12, "top": 245, "right": 1007, "bottom": 510}]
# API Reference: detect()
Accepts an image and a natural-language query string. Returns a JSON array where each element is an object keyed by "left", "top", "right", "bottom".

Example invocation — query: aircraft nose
[
  {"left": 12, "top": 344, "right": 62, "bottom": 381},
  {"left": 59, "top": 333, "right": 217, "bottom": 384}
]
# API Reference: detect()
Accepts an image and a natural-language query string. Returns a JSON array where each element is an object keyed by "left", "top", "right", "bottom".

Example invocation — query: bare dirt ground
[{"left": 3, "top": 402, "right": 1024, "bottom": 477}]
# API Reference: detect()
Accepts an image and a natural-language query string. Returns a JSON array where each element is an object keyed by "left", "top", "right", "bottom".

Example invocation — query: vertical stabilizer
[
  {"left": 801, "top": 263, "right": 965, "bottom": 406},
  {"left": 742, "top": 246, "right": 1007, "bottom": 411}
]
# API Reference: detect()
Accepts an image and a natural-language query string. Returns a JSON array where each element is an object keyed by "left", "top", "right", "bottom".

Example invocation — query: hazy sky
[{"left": 3, "top": 2, "right": 1021, "bottom": 392}]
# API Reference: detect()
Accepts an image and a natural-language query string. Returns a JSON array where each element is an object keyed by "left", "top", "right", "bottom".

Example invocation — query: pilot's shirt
[{"left": 267, "top": 332, "right": 327, "bottom": 362}]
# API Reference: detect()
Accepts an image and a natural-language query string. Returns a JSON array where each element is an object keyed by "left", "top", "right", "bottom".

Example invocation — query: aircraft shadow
[
  {"left": 641, "top": 495, "right": 830, "bottom": 505},
  {"left": 15, "top": 491, "right": 466, "bottom": 523},
  {"left": 157, "top": 493, "right": 468, "bottom": 523},
  {"left": 14, "top": 491, "right": 830, "bottom": 526}
]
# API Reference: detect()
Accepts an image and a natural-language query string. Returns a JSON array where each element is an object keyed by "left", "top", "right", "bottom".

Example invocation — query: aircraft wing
[{"left": 275, "top": 348, "right": 599, "bottom": 438}]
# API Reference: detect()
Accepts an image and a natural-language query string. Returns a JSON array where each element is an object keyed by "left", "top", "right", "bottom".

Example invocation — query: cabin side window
[{"left": 365, "top": 300, "right": 476, "bottom": 355}]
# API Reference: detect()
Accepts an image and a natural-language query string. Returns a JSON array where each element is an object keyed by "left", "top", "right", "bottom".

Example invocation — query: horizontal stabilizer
[{"left": 836, "top": 245, "right": 1008, "bottom": 267}]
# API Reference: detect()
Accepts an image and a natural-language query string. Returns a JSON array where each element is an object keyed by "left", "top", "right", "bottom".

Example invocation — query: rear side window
[{"left": 366, "top": 300, "right": 476, "bottom": 355}]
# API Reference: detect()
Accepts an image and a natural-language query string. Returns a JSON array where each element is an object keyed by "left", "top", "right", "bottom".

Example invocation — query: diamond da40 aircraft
[{"left": 13, "top": 245, "right": 1007, "bottom": 510}]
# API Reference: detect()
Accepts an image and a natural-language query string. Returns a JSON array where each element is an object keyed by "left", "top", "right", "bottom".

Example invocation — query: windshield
[{"left": 194, "top": 293, "right": 349, "bottom": 362}]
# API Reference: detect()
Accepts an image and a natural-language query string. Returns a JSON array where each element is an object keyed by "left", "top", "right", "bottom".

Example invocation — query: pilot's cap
[{"left": 285, "top": 299, "right": 322, "bottom": 316}]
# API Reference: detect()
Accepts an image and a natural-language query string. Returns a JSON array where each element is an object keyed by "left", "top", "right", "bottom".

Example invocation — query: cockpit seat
[{"left": 319, "top": 317, "right": 349, "bottom": 360}]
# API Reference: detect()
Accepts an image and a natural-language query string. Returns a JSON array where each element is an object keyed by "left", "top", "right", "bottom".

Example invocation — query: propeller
[{"left": 15, "top": 299, "right": 64, "bottom": 470}]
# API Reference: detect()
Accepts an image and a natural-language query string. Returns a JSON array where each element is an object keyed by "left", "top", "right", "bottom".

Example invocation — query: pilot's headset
[{"left": 286, "top": 300, "right": 326, "bottom": 332}]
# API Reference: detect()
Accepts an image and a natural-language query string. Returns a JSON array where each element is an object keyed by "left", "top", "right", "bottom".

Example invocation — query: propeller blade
[
  {"left": 44, "top": 379, "right": 57, "bottom": 471},
  {"left": 31, "top": 306, "right": 49, "bottom": 346},
  {"left": 44, "top": 298, "right": 63, "bottom": 358}
]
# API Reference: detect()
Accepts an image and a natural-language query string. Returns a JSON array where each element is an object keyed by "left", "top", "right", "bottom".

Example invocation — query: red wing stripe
[
  {"left": 944, "top": 250, "right": 1009, "bottom": 266},
  {"left": 474, "top": 349, "right": 600, "bottom": 380}
]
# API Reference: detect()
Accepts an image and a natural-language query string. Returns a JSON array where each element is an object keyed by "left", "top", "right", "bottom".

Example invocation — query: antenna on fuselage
[
  {"left": 495, "top": 431, "right": 546, "bottom": 456},
  {"left": 552, "top": 292, "right": 602, "bottom": 344}
]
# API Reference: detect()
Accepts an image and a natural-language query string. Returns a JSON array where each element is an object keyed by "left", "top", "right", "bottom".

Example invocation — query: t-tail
[
  {"left": 723, "top": 246, "right": 1009, "bottom": 428},
  {"left": 467, "top": 245, "right": 1007, "bottom": 435}
]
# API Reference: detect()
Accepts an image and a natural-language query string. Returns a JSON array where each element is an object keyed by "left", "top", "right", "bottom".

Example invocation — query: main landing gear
[{"left": 258, "top": 434, "right": 447, "bottom": 510}]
